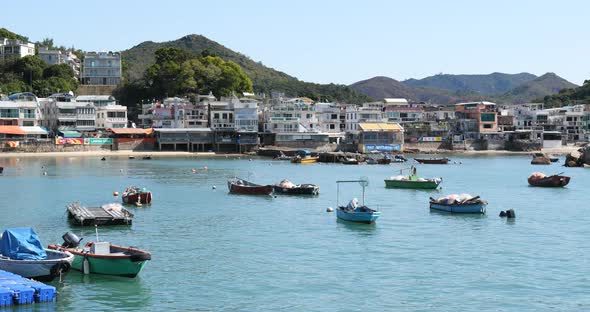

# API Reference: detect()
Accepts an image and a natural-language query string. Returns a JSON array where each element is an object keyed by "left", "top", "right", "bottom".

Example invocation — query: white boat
[
  {"left": 0, "top": 249, "right": 74, "bottom": 281},
  {"left": 0, "top": 228, "right": 74, "bottom": 281}
]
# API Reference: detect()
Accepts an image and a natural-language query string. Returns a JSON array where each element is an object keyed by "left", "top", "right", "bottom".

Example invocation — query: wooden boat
[
  {"left": 528, "top": 173, "right": 570, "bottom": 187},
  {"left": 335, "top": 179, "right": 380, "bottom": 223},
  {"left": 227, "top": 178, "right": 273, "bottom": 195},
  {"left": 48, "top": 232, "right": 151, "bottom": 278},
  {"left": 122, "top": 186, "right": 152, "bottom": 205},
  {"left": 414, "top": 158, "right": 450, "bottom": 164},
  {"left": 291, "top": 156, "right": 318, "bottom": 164},
  {"left": 384, "top": 166, "right": 441, "bottom": 189},
  {"left": 67, "top": 202, "right": 134, "bottom": 226},
  {"left": 377, "top": 157, "right": 392, "bottom": 165},
  {"left": 429, "top": 195, "right": 487, "bottom": 213},
  {"left": 0, "top": 228, "right": 74, "bottom": 282},
  {"left": 273, "top": 180, "right": 319, "bottom": 195}
]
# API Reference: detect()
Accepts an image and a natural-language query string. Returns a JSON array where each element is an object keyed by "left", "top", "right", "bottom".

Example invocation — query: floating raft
[
  {"left": 0, "top": 270, "right": 56, "bottom": 306},
  {"left": 67, "top": 202, "right": 134, "bottom": 226}
]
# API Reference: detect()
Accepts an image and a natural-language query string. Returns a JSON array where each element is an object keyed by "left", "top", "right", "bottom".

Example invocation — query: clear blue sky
[{"left": 4, "top": 0, "right": 589, "bottom": 85}]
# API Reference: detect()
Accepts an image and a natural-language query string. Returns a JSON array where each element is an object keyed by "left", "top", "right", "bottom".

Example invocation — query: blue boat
[
  {"left": 335, "top": 179, "right": 380, "bottom": 224},
  {"left": 429, "top": 195, "right": 487, "bottom": 213}
]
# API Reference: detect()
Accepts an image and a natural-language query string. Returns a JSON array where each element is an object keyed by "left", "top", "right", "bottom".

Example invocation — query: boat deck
[
  {"left": 67, "top": 203, "right": 134, "bottom": 226},
  {"left": 0, "top": 270, "right": 56, "bottom": 306}
]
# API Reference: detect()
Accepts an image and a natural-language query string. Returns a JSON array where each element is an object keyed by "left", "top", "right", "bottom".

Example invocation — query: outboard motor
[{"left": 62, "top": 232, "right": 83, "bottom": 248}]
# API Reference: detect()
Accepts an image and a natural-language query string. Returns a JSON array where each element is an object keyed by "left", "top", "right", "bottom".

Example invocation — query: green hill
[
  {"left": 349, "top": 76, "right": 486, "bottom": 103},
  {"left": 499, "top": 73, "right": 578, "bottom": 104},
  {"left": 542, "top": 79, "right": 590, "bottom": 107},
  {"left": 403, "top": 72, "right": 537, "bottom": 95},
  {"left": 0, "top": 28, "right": 28, "bottom": 41},
  {"left": 122, "top": 35, "right": 371, "bottom": 103}
]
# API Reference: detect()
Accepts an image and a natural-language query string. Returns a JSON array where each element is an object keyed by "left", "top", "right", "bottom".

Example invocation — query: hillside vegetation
[{"left": 122, "top": 35, "right": 371, "bottom": 103}]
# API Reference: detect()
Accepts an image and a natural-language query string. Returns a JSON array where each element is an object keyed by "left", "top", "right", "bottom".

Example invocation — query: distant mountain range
[
  {"left": 121, "top": 35, "right": 371, "bottom": 103},
  {"left": 350, "top": 72, "right": 577, "bottom": 104}
]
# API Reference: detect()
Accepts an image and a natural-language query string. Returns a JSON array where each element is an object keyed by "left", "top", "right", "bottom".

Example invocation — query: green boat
[
  {"left": 384, "top": 166, "right": 442, "bottom": 189},
  {"left": 48, "top": 232, "right": 151, "bottom": 277}
]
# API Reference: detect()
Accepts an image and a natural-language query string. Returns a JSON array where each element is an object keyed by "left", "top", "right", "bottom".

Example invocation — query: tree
[
  {"left": 39, "top": 38, "right": 54, "bottom": 49},
  {"left": 43, "top": 63, "right": 75, "bottom": 80},
  {"left": 11, "top": 55, "right": 46, "bottom": 84}
]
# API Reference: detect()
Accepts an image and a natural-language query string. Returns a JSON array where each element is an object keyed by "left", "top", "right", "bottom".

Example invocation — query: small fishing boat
[
  {"left": 273, "top": 179, "right": 319, "bottom": 195},
  {"left": 142, "top": 155, "right": 152, "bottom": 160},
  {"left": 128, "top": 155, "right": 135, "bottom": 159},
  {"left": 414, "top": 158, "right": 450, "bottom": 164},
  {"left": 528, "top": 172, "right": 570, "bottom": 187},
  {"left": 394, "top": 155, "right": 408, "bottom": 162},
  {"left": 0, "top": 166, "right": 3, "bottom": 173},
  {"left": 291, "top": 156, "right": 318, "bottom": 164},
  {"left": 228, "top": 178, "right": 273, "bottom": 195},
  {"left": 48, "top": 232, "right": 151, "bottom": 277},
  {"left": 377, "top": 157, "right": 392, "bottom": 164},
  {"left": 341, "top": 157, "right": 359, "bottom": 165},
  {"left": 384, "top": 166, "right": 442, "bottom": 189},
  {"left": 549, "top": 155, "right": 559, "bottom": 162},
  {"left": 335, "top": 179, "right": 380, "bottom": 223},
  {"left": 122, "top": 186, "right": 152, "bottom": 205},
  {"left": 0, "top": 228, "right": 74, "bottom": 282},
  {"left": 366, "top": 158, "right": 378, "bottom": 165},
  {"left": 429, "top": 194, "right": 487, "bottom": 213}
]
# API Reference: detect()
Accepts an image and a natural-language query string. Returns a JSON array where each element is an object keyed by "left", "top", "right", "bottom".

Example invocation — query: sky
[{"left": 3, "top": 0, "right": 589, "bottom": 85}]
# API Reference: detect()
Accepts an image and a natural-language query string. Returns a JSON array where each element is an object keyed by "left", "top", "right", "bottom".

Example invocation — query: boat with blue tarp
[{"left": 0, "top": 228, "right": 73, "bottom": 281}]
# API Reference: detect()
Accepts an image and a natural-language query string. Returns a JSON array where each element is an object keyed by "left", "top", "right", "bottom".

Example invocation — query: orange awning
[
  {"left": 0, "top": 126, "right": 26, "bottom": 135},
  {"left": 108, "top": 128, "right": 153, "bottom": 135}
]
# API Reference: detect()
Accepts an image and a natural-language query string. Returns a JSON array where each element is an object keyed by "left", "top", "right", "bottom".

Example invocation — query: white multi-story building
[
  {"left": 38, "top": 47, "right": 63, "bottom": 65},
  {"left": 233, "top": 101, "right": 258, "bottom": 132},
  {"left": 345, "top": 102, "right": 385, "bottom": 131},
  {"left": 96, "top": 105, "right": 127, "bottom": 129},
  {"left": 81, "top": 51, "right": 121, "bottom": 85},
  {"left": 264, "top": 99, "right": 319, "bottom": 133},
  {"left": 315, "top": 102, "right": 343, "bottom": 133},
  {"left": 42, "top": 93, "right": 96, "bottom": 131},
  {"left": 0, "top": 39, "right": 35, "bottom": 61},
  {"left": 384, "top": 106, "right": 423, "bottom": 123},
  {"left": 0, "top": 93, "right": 42, "bottom": 126}
]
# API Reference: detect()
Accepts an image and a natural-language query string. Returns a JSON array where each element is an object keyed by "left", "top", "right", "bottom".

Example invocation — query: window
[
  {"left": 483, "top": 124, "right": 492, "bottom": 129},
  {"left": 329, "top": 124, "right": 335, "bottom": 129}
]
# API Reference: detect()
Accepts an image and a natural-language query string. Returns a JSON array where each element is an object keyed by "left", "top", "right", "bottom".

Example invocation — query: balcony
[{"left": 269, "top": 117, "right": 300, "bottom": 123}]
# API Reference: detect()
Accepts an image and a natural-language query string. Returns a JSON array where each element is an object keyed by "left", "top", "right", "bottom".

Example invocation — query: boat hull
[
  {"left": 429, "top": 202, "right": 486, "bottom": 213},
  {"left": 336, "top": 208, "right": 380, "bottom": 223},
  {"left": 384, "top": 179, "right": 440, "bottom": 189},
  {"left": 228, "top": 180, "right": 273, "bottom": 195},
  {"left": 48, "top": 244, "right": 150, "bottom": 277},
  {"left": 273, "top": 184, "right": 319, "bottom": 195},
  {"left": 415, "top": 158, "right": 449, "bottom": 164},
  {"left": 122, "top": 192, "right": 152, "bottom": 204},
  {"left": 528, "top": 175, "right": 570, "bottom": 187},
  {"left": 0, "top": 249, "right": 74, "bottom": 282},
  {"left": 377, "top": 158, "right": 392, "bottom": 165},
  {"left": 291, "top": 157, "right": 318, "bottom": 164}
]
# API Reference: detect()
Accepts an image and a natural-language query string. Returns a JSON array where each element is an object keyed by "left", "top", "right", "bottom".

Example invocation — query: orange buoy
[
  {"left": 191, "top": 169, "right": 197, "bottom": 173},
  {"left": 113, "top": 191, "right": 119, "bottom": 197}
]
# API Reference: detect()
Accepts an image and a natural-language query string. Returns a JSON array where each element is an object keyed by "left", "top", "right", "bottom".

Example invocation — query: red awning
[
  {"left": 0, "top": 126, "right": 26, "bottom": 135},
  {"left": 108, "top": 128, "right": 153, "bottom": 135}
]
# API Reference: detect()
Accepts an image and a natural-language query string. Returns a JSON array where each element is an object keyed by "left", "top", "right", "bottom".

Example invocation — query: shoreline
[{"left": 0, "top": 146, "right": 579, "bottom": 159}]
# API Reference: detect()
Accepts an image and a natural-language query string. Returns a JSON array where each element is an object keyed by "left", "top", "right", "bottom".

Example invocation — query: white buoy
[
  {"left": 120, "top": 169, "right": 123, "bottom": 172},
  {"left": 326, "top": 207, "right": 334, "bottom": 212},
  {"left": 43, "top": 171, "right": 47, "bottom": 176},
  {"left": 212, "top": 185, "right": 217, "bottom": 190},
  {"left": 113, "top": 191, "right": 119, "bottom": 197},
  {"left": 191, "top": 168, "right": 197, "bottom": 173}
]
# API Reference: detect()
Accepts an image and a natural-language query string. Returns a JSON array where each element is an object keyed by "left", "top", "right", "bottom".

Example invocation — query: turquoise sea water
[{"left": 0, "top": 155, "right": 588, "bottom": 311}]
